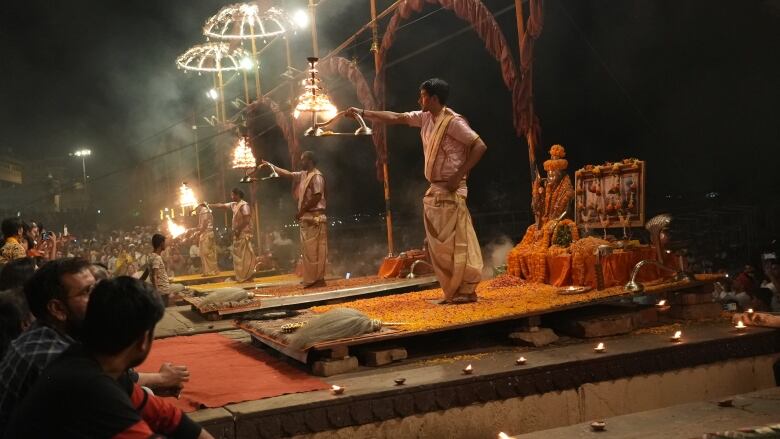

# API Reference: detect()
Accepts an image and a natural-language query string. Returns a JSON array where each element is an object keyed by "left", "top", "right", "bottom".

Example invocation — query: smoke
[{"left": 481, "top": 235, "right": 515, "bottom": 279}]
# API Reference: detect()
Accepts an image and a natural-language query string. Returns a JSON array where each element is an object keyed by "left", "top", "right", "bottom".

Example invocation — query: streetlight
[{"left": 73, "top": 149, "right": 91, "bottom": 186}]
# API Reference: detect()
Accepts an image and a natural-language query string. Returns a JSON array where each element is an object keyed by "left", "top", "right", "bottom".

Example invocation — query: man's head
[
  {"left": 24, "top": 258, "right": 94, "bottom": 333},
  {"left": 152, "top": 233, "right": 166, "bottom": 252},
  {"left": 29, "top": 221, "right": 40, "bottom": 239},
  {"left": 231, "top": 188, "right": 245, "bottom": 202},
  {"left": 1, "top": 218, "right": 23, "bottom": 241},
  {"left": 82, "top": 276, "right": 164, "bottom": 368},
  {"left": 300, "top": 151, "right": 317, "bottom": 171},
  {"left": 0, "top": 257, "right": 37, "bottom": 291},
  {"left": 89, "top": 263, "right": 110, "bottom": 282},
  {"left": 418, "top": 78, "right": 449, "bottom": 112}
]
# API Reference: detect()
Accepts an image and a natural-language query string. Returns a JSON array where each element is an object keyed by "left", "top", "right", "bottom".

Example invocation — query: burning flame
[
  {"left": 657, "top": 300, "right": 666, "bottom": 306},
  {"left": 736, "top": 321, "right": 746, "bottom": 329},
  {"left": 465, "top": 364, "right": 473, "bottom": 371},
  {"left": 179, "top": 183, "right": 198, "bottom": 207},
  {"left": 231, "top": 137, "right": 257, "bottom": 169},
  {"left": 672, "top": 331, "right": 682, "bottom": 340},
  {"left": 167, "top": 218, "right": 187, "bottom": 239},
  {"left": 595, "top": 342, "right": 605, "bottom": 351},
  {"left": 330, "top": 385, "right": 341, "bottom": 391},
  {"left": 747, "top": 308, "right": 754, "bottom": 314},
  {"left": 498, "top": 433, "right": 511, "bottom": 439}
]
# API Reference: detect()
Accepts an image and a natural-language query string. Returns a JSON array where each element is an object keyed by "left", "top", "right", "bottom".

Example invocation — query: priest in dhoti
[
  {"left": 211, "top": 188, "right": 255, "bottom": 282},
  {"left": 194, "top": 202, "right": 219, "bottom": 276},
  {"left": 262, "top": 151, "right": 328, "bottom": 288},
  {"left": 348, "top": 78, "right": 487, "bottom": 303}
]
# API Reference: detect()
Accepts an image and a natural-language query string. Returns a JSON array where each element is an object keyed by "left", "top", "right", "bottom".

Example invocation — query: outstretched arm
[
  {"left": 345, "top": 107, "right": 409, "bottom": 125},
  {"left": 261, "top": 160, "right": 294, "bottom": 179}
]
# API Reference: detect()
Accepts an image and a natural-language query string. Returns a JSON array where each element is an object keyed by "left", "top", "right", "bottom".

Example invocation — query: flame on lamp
[
  {"left": 657, "top": 299, "right": 666, "bottom": 307},
  {"left": 179, "top": 183, "right": 198, "bottom": 207},
  {"left": 294, "top": 58, "right": 338, "bottom": 121},
  {"left": 498, "top": 433, "right": 511, "bottom": 439},
  {"left": 747, "top": 308, "right": 754, "bottom": 314},
  {"left": 166, "top": 218, "right": 187, "bottom": 239},
  {"left": 594, "top": 342, "right": 606, "bottom": 352},
  {"left": 735, "top": 320, "right": 746, "bottom": 329},
  {"left": 671, "top": 330, "right": 682, "bottom": 341},
  {"left": 231, "top": 137, "right": 256, "bottom": 169}
]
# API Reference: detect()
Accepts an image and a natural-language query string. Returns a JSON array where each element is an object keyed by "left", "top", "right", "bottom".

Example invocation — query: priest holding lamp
[
  {"left": 262, "top": 151, "right": 328, "bottom": 288},
  {"left": 346, "top": 78, "right": 487, "bottom": 304}
]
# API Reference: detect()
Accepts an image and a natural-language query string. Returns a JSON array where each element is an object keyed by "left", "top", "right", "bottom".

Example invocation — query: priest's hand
[
  {"left": 345, "top": 107, "right": 360, "bottom": 118},
  {"left": 445, "top": 173, "right": 462, "bottom": 193}
]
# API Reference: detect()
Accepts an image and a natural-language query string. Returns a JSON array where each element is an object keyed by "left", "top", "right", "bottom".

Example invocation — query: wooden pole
[
  {"left": 371, "top": 0, "right": 394, "bottom": 256},
  {"left": 515, "top": 0, "right": 538, "bottom": 183},
  {"left": 309, "top": 0, "right": 319, "bottom": 57},
  {"left": 248, "top": 27, "right": 262, "bottom": 99}
]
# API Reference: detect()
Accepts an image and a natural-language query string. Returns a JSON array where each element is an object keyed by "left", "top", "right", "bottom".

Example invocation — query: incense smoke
[{"left": 481, "top": 235, "right": 515, "bottom": 279}]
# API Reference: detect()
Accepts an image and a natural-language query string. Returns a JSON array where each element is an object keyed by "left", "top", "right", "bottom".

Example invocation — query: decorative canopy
[
  {"left": 176, "top": 42, "right": 250, "bottom": 73},
  {"left": 204, "top": 4, "right": 295, "bottom": 40}
]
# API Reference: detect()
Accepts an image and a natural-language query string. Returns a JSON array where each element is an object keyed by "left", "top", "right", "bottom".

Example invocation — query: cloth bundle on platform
[
  {"left": 289, "top": 308, "right": 381, "bottom": 350},
  {"left": 198, "top": 287, "right": 248, "bottom": 307}
]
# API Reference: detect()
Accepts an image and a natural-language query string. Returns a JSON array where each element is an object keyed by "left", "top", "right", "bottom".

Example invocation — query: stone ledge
[
  {"left": 189, "top": 407, "right": 235, "bottom": 439},
  {"left": 226, "top": 328, "right": 780, "bottom": 438}
]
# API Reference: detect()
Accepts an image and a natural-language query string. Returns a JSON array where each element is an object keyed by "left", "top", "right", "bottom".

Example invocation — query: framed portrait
[{"left": 574, "top": 160, "right": 645, "bottom": 229}]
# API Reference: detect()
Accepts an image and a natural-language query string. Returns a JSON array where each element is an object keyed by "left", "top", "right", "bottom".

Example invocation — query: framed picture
[{"left": 574, "top": 160, "right": 645, "bottom": 229}]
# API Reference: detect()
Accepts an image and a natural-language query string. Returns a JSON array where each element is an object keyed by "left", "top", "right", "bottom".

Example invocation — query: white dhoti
[
  {"left": 199, "top": 230, "right": 219, "bottom": 275},
  {"left": 299, "top": 213, "right": 328, "bottom": 286},
  {"left": 423, "top": 189, "right": 483, "bottom": 301},
  {"left": 232, "top": 231, "right": 255, "bottom": 283}
]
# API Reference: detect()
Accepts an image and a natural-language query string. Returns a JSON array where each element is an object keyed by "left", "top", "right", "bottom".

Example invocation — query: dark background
[{"left": 0, "top": 0, "right": 777, "bottom": 258}]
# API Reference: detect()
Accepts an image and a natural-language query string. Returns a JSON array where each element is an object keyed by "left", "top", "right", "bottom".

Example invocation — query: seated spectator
[
  {"left": 0, "top": 258, "right": 189, "bottom": 434},
  {"left": 0, "top": 218, "right": 26, "bottom": 265},
  {"left": 761, "top": 254, "right": 780, "bottom": 311},
  {"left": 0, "top": 257, "right": 36, "bottom": 291},
  {"left": 0, "top": 290, "right": 31, "bottom": 358},
  {"left": 6, "top": 276, "right": 212, "bottom": 439}
]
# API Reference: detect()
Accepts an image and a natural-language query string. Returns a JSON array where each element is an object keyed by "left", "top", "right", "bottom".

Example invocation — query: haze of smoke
[{"left": 481, "top": 235, "right": 514, "bottom": 279}]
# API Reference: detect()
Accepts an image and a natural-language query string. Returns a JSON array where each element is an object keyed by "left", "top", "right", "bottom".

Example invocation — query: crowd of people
[{"left": 0, "top": 218, "right": 215, "bottom": 436}]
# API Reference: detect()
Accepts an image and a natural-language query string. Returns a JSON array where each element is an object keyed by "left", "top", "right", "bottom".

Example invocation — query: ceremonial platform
[
  {"left": 182, "top": 275, "right": 438, "bottom": 320},
  {"left": 238, "top": 275, "right": 722, "bottom": 366},
  {"left": 173, "top": 269, "right": 284, "bottom": 286}
]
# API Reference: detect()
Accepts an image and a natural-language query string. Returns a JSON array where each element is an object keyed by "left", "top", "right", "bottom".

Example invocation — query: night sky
[{"left": 0, "top": 0, "right": 778, "bottom": 233}]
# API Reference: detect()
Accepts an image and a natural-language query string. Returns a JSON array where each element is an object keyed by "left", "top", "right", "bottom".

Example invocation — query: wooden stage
[
  {"left": 173, "top": 269, "right": 282, "bottom": 287},
  {"left": 182, "top": 275, "right": 438, "bottom": 320},
  {"left": 239, "top": 275, "right": 722, "bottom": 363}
]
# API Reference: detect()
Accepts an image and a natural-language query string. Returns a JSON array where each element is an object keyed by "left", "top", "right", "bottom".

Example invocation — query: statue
[{"left": 507, "top": 145, "right": 576, "bottom": 282}]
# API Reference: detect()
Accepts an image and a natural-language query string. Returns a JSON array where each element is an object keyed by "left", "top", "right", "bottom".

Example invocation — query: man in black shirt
[{"left": 6, "top": 276, "right": 212, "bottom": 439}]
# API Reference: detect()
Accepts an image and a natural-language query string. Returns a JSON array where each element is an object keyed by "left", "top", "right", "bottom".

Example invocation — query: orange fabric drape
[{"left": 546, "top": 247, "right": 670, "bottom": 288}]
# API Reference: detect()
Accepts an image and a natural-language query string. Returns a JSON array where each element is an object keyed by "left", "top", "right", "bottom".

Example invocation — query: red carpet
[{"left": 137, "top": 333, "right": 328, "bottom": 412}]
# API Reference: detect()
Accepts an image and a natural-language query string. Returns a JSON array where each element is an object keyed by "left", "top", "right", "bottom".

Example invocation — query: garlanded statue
[{"left": 507, "top": 145, "right": 578, "bottom": 282}]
